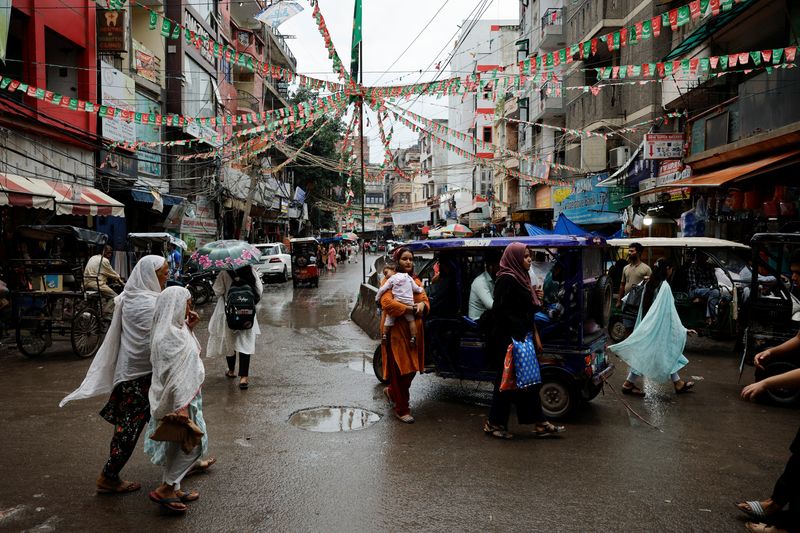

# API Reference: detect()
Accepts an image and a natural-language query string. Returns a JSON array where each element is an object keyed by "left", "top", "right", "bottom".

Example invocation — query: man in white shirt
[
  {"left": 84, "top": 245, "right": 124, "bottom": 315},
  {"left": 468, "top": 251, "right": 502, "bottom": 319}
]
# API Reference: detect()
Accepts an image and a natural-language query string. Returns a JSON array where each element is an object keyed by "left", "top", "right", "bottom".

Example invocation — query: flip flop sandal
[
  {"left": 395, "top": 413, "right": 415, "bottom": 423},
  {"left": 239, "top": 380, "right": 249, "bottom": 390},
  {"left": 176, "top": 489, "right": 200, "bottom": 503},
  {"left": 745, "top": 522, "right": 784, "bottom": 533},
  {"left": 676, "top": 381, "right": 695, "bottom": 394},
  {"left": 622, "top": 385, "right": 646, "bottom": 397},
  {"left": 534, "top": 423, "right": 566, "bottom": 438},
  {"left": 96, "top": 480, "right": 141, "bottom": 494},
  {"left": 148, "top": 491, "right": 187, "bottom": 513},
  {"left": 225, "top": 371, "right": 236, "bottom": 378},
  {"left": 736, "top": 501, "right": 771, "bottom": 520}
]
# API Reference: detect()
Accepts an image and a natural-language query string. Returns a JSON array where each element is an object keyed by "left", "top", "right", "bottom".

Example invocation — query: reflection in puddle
[{"left": 288, "top": 406, "right": 381, "bottom": 432}]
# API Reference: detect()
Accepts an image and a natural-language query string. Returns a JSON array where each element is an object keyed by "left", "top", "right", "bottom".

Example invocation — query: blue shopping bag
[{"left": 512, "top": 333, "right": 541, "bottom": 388}]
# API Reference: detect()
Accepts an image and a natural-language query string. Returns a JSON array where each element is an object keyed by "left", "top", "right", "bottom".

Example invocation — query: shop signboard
[
  {"left": 165, "top": 196, "right": 217, "bottom": 250},
  {"left": 97, "top": 9, "right": 126, "bottom": 53},
  {"left": 656, "top": 161, "right": 692, "bottom": 202},
  {"left": 185, "top": 10, "right": 215, "bottom": 67},
  {"left": 133, "top": 41, "right": 159, "bottom": 84},
  {"left": 135, "top": 91, "right": 162, "bottom": 180},
  {"left": 644, "top": 133, "right": 685, "bottom": 160},
  {"left": 99, "top": 148, "right": 137, "bottom": 181},
  {"left": 551, "top": 173, "right": 621, "bottom": 225},
  {"left": 100, "top": 61, "right": 136, "bottom": 143}
]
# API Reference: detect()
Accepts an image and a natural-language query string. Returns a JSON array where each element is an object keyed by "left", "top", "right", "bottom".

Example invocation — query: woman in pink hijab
[{"left": 483, "top": 242, "right": 565, "bottom": 439}]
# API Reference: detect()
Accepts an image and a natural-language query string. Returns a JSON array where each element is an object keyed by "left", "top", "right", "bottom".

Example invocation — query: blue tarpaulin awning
[
  {"left": 524, "top": 223, "right": 552, "bottom": 236},
  {"left": 131, "top": 189, "right": 185, "bottom": 207},
  {"left": 553, "top": 213, "right": 592, "bottom": 237}
]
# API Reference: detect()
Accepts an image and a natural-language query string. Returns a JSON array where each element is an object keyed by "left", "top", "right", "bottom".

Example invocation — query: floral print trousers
[{"left": 98, "top": 374, "right": 152, "bottom": 481}]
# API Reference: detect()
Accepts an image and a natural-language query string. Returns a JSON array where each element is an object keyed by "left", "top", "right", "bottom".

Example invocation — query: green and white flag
[{"left": 350, "top": 0, "right": 362, "bottom": 81}]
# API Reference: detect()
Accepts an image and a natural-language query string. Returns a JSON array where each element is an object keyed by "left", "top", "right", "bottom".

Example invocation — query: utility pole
[{"left": 240, "top": 161, "right": 260, "bottom": 242}]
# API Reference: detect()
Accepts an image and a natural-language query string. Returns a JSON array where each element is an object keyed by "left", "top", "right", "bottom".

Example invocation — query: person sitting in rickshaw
[
  {"left": 84, "top": 245, "right": 124, "bottom": 316},
  {"left": 687, "top": 251, "right": 729, "bottom": 325}
]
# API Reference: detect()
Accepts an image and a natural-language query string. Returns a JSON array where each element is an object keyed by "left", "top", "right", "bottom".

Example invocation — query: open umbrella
[
  {"left": 441, "top": 223, "right": 473, "bottom": 237},
  {"left": 339, "top": 232, "right": 359, "bottom": 241},
  {"left": 187, "top": 239, "right": 262, "bottom": 272}
]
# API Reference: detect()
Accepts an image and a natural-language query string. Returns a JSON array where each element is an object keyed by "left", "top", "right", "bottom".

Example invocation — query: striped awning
[
  {"left": 0, "top": 174, "right": 58, "bottom": 210},
  {"left": 0, "top": 174, "right": 125, "bottom": 217}
]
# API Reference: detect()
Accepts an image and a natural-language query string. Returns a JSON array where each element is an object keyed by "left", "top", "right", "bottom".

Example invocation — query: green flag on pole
[{"left": 350, "top": 0, "right": 362, "bottom": 82}]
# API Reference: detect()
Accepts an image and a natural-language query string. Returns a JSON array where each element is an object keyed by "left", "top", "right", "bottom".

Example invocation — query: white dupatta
[
  {"left": 60, "top": 255, "right": 166, "bottom": 407},
  {"left": 148, "top": 286, "right": 205, "bottom": 420}
]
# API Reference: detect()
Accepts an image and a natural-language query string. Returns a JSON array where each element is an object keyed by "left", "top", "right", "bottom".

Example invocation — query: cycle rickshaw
[{"left": 10, "top": 225, "right": 111, "bottom": 359}]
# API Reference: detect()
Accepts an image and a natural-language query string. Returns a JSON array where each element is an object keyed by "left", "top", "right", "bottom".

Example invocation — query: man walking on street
[{"left": 617, "top": 242, "right": 651, "bottom": 309}]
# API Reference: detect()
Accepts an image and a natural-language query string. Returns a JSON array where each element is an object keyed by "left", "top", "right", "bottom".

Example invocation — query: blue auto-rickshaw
[{"left": 371, "top": 235, "right": 615, "bottom": 419}]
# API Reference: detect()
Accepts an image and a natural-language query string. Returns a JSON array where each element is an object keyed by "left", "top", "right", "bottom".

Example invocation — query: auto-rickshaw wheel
[
  {"left": 16, "top": 312, "right": 52, "bottom": 358},
  {"left": 540, "top": 375, "right": 576, "bottom": 419},
  {"left": 71, "top": 307, "right": 103, "bottom": 359},
  {"left": 608, "top": 316, "right": 627, "bottom": 343},
  {"left": 373, "top": 344, "right": 388, "bottom": 384}
]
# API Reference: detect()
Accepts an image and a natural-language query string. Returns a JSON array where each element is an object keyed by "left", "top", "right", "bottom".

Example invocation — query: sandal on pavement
[
  {"left": 746, "top": 522, "right": 787, "bottom": 533},
  {"left": 96, "top": 478, "right": 141, "bottom": 494},
  {"left": 675, "top": 381, "right": 695, "bottom": 394},
  {"left": 148, "top": 490, "right": 187, "bottom": 513},
  {"left": 176, "top": 489, "right": 199, "bottom": 503},
  {"left": 534, "top": 422, "right": 565, "bottom": 438},
  {"left": 395, "top": 412, "right": 415, "bottom": 424},
  {"left": 483, "top": 421, "right": 513, "bottom": 439},
  {"left": 736, "top": 501, "right": 779, "bottom": 520},
  {"left": 225, "top": 370, "right": 236, "bottom": 378},
  {"left": 239, "top": 379, "right": 249, "bottom": 390},
  {"left": 622, "top": 384, "right": 646, "bottom": 397},
  {"left": 187, "top": 457, "right": 216, "bottom": 477}
]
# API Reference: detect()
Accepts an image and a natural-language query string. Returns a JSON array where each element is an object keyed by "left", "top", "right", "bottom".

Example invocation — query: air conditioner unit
[{"left": 608, "top": 146, "right": 630, "bottom": 168}]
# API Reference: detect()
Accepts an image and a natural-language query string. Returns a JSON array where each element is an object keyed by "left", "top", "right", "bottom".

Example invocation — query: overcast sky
[{"left": 278, "top": 0, "right": 518, "bottom": 163}]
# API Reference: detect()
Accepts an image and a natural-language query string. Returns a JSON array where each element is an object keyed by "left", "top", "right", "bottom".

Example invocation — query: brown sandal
[
  {"left": 96, "top": 477, "right": 141, "bottom": 494},
  {"left": 622, "top": 384, "right": 646, "bottom": 397}
]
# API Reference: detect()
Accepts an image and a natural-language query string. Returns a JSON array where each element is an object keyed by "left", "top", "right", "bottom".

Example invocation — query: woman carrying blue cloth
[{"left": 609, "top": 258, "right": 697, "bottom": 397}]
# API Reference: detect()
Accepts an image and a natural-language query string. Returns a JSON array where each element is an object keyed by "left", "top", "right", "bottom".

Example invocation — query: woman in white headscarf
[
  {"left": 207, "top": 265, "right": 263, "bottom": 390},
  {"left": 60, "top": 255, "right": 168, "bottom": 494},
  {"left": 143, "top": 286, "right": 207, "bottom": 514}
]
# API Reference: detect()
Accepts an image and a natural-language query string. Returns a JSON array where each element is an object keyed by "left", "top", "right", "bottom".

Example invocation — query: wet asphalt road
[{"left": 0, "top": 255, "right": 797, "bottom": 532}]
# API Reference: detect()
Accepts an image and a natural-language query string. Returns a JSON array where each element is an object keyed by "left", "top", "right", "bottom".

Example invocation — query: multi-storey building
[
  {"left": 419, "top": 123, "right": 449, "bottom": 226},
  {"left": 0, "top": 0, "right": 128, "bottom": 256},
  {"left": 650, "top": 0, "right": 800, "bottom": 240},
  {"left": 447, "top": 19, "right": 516, "bottom": 227}
]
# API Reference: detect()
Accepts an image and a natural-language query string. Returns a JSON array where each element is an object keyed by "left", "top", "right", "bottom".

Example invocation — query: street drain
[{"left": 289, "top": 406, "right": 380, "bottom": 432}]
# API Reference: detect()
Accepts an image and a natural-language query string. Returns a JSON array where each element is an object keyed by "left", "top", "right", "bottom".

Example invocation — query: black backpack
[{"left": 225, "top": 276, "right": 258, "bottom": 330}]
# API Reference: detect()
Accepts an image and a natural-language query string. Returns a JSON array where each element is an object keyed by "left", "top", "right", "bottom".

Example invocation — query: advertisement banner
[
  {"left": 644, "top": 133, "right": 685, "bottom": 159},
  {"left": 552, "top": 173, "right": 622, "bottom": 225},
  {"left": 101, "top": 61, "right": 135, "bottom": 143}
]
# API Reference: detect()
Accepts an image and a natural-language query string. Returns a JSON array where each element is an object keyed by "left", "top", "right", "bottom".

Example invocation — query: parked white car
[{"left": 254, "top": 242, "right": 292, "bottom": 282}]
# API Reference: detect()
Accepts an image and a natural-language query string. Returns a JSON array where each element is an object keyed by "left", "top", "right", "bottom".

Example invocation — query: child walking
[{"left": 376, "top": 263, "right": 423, "bottom": 346}]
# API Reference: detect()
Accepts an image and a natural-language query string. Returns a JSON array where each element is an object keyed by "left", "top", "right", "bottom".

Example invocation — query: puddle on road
[
  {"left": 313, "top": 350, "right": 373, "bottom": 376},
  {"left": 257, "top": 294, "right": 352, "bottom": 329},
  {"left": 289, "top": 406, "right": 381, "bottom": 432}
]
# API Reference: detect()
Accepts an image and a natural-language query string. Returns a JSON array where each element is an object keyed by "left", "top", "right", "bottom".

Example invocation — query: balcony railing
[
  {"left": 529, "top": 80, "right": 564, "bottom": 122},
  {"left": 236, "top": 89, "right": 260, "bottom": 114},
  {"left": 534, "top": 8, "right": 563, "bottom": 52}
]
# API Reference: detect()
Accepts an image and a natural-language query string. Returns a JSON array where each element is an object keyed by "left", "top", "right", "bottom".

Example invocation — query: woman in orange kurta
[{"left": 380, "top": 247, "right": 429, "bottom": 423}]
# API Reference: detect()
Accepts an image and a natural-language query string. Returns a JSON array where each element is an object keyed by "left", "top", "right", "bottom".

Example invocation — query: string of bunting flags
[
  {"left": 386, "top": 106, "right": 575, "bottom": 186},
  {"left": 518, "top": 0, "right": 753, "bottom": 76},
  {"left": 385, "top": 101, "right": 582, "bottom": 174}
]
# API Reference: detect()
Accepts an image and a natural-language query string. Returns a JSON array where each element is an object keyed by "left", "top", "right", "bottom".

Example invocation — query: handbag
[
  {"left": 499, "top": 344, "right": 516, "bottom": 392},
  {"left": 512, "top": 333, "right": 542, "bottom": 389},
  {"left": 150, "top": 413, "right": 205, "bottom": 453}
]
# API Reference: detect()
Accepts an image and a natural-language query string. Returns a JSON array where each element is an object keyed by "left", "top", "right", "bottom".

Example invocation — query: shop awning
[
  {"left": 663, "top": 2, "right": 752, "bottom": 61},
  {"left": 47, "top": 181, "right": 125, "bottom": 217},
  {"left": 0, "top": 174, "right": 57, "bottom": 209},
  {"left": 666, "top": 150, "right": 800, "bottom": 188},
  {"left": 131, "top": 189, "right": 185, "bottom": 207}
]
